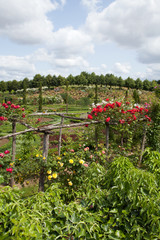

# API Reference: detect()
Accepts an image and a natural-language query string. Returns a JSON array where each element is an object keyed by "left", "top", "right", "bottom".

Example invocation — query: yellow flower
[
  {"left": 36, "top": 154, "right": 39, "bottom": 157},
  {"left": 10, "top": 162, "right": 14, "bottom": 166},
  {"left": 59, "top": 162, "right": 64, "bottom": 167},
  {"left": 79, "top": 160, "right": 85, "bottom": 164},
  {"left": 40, "top": 155, "right": 42, "bottom": 157},
  {"left": 43, "top": 157, "right": 46, "bottom": 160},
  {"left": 57, "top": 156, "right": 61, "bottom": 160},
  {"left": 48, "top": 175, "right": 52, "bottom": 180},
  {"left": 63, "top": 152, "right": 66, "bottom": 156},
  {"left": 68, "top": 181, "right": 73, "bottom": 186},
  {"left": 69, "top": 159, "right": 74, "bottom": 164},
  {"left": 52, "top": 173, "right": 58, "bottom": 179},
  {"left": 67, "top": 179, "right": 70, "bottom": 181},
  {"left": 47, "top": 170, "right": 52, "bottom": 175},
  {"left": 19, "top": 158, "right": 21, "bottom": 161}
]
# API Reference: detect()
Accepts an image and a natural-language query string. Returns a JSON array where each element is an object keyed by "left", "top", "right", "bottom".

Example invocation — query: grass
[{"left": 19, "top": 184, "right": 38, "bottom": 198}]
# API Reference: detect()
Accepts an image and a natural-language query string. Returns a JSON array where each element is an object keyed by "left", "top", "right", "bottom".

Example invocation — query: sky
[{"left": 0, "top": 0, "right": 160, "bottom": 82}]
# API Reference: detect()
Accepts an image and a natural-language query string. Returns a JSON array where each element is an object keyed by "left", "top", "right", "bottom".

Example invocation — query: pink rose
[
  {"left": 83, "top": 163, "right": 89, "bottom": 167},
  {"left": 6, "top": 168, "right": 13, "bottom": 173},
  {"left": 4, "top": 150, "right": 10, "bottom": 154}
]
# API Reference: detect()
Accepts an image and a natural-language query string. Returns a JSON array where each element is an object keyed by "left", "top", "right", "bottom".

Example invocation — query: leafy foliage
[{"left": 0, "top": 153, "right": 160, "bottom": 239}]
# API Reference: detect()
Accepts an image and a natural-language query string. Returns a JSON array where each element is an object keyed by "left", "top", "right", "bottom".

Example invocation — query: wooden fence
[{"left": 0, "top": 112, "right": 146, "bottom": 191}]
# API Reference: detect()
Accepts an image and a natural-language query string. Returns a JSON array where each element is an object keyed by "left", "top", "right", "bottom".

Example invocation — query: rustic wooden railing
[{"left": 0, "top": 112, "right": 147, "bottom": 191}]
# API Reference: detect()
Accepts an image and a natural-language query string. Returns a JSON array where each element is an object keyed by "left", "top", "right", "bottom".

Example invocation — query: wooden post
[
  {"left": 95, "top": 126, "right": 98, "bottom": 149},
  {"left": 121, "top": 133, "right": 124, "bottom": 146},
  {"left": 39, "top": 132, "right": 49, "bottom": 192},
  {"left": 10, "top": 121, "right": 16, "bottom": 187},
  {"left": 138, "top": 127, "right": 146, "bottom": 167},
  {"left": 94, "top": 84, "right": 98, "bottom": 104},
  {"left": 58, "top": 116, "right": 64, "bottom": 156},
  {"left": 66, "top": 81, "right": 69, "bottom": 113},
  {"left": 106, "top": 123, "right": 109, "bottom": 151}
]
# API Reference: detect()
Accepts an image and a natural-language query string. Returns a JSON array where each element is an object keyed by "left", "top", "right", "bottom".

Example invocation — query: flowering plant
[
  {"left": 88, "top": 99, "right": 151, "bottom": 125},
  {"left": 0, "top": 101, "right": 25, "bottom": 122},
  {"left": 87, "top": 99, "right": 152, "bottom": 152},
  {"left": 0, "top": 150, "right": 13, "bottom": 184}
]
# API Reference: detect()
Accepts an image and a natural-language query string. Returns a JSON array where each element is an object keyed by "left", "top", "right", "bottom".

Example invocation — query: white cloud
[
  {"left": 113, "top": 62, "right": 131, "bottom": 74},
  {"left": 81, "top": 0, "right": 102, "bottom": 11},
  {"left": 48, "top": 26, "right": 94, "bottom": 57},
  {"left": 0, "top": 0, "right": 65, "bottom": 44},
  {"left": 138, "top": 37, "right": 160, "bottom": 63},
  {"left": 0, "top": 55, "right": 35, "bottom": 80},
  {"left": 85, "top": 0, "right": 160, "bottom": 65},
  {"left": 55, "top": 56, "right": 89, "bottom": 68}
]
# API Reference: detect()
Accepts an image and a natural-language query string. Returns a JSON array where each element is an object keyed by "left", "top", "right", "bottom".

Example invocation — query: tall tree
[
  {"left": 143, "top": 79, "right": 152, "bottom": 91},
  {"left": 67, "top": 74, "right": 75, "bottom": 85},
  {"left": 38, "top": 79, "right": 43, "bottom": 111},
  {"left": 135, "top": 78, "right": 143, "bottom": 89},
  {"left": 22, "top": 78, "right": 28, "bottom": 105},
  {"left": 0, "top": 81, "right": 7, "bottom": 92},
  {"left": 32, "top": 74, "right": 43, "bottom": 88},
  {"left": 125, "top": 77, "right": 135, "bottom": 89},
  {"left": 45, "top": 74, "right": 52, "bottom": 89},
  {"left": 57, "top": 75, "right": 65, "bottom": 86},
  {"left": 117, "top": 76, "right": 124, "bottom": 89}
]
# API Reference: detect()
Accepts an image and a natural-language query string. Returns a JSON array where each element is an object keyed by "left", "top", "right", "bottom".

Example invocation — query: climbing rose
[
  {"left": 6, "top": 168, "right": 13, "bottom": 173},
  {"left": 119, "top": 119, "right": 125, "bottom": 124},
  {"left": 0, "top": 153, "right": 4, "bottom": 158},
  {"left": 106, "top": 117, "right": 110, "bottom": 122},
  {"left": 88, "top": 114, "right": 93, "bottom": 120},
  {"left": 145, "top": 115, "right": 151, "bottom": 122},
  {"left": 83, "top": 163, "right": 88, "bottom": 167},
  {"left": 4, "top": 150, "right": 10, "bottom": 154},
  {"left": 116, "top": 101, "right": 122, "bottom": 107}
]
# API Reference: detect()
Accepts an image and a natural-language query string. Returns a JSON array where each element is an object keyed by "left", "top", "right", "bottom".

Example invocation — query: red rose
[
  {"left": 106, "top": 117, "right": 110, "bottom": 122},
  {"left": 88, "top": 114, "right": 93, "bottom": 120},
  {"left": 4, "top": 150, "right": 10, "bottom": 154},
  {"left": 6, "top": 168, "right": 13, "bottom": 173},
  {"left": 116, "top": 102, "right": 122, "bottom": 107},
  {"left": 133, "top": 115, "right": 137, "bottom": 120}
]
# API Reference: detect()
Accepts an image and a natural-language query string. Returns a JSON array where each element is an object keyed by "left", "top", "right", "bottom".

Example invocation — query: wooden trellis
[{"left": 0, "top": 112, "right": 147, "bottom": 191}]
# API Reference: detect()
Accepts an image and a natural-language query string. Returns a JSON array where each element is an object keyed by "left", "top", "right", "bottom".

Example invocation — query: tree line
[{"left": 0, "top": 72, "right": 159, "bottom": 93}]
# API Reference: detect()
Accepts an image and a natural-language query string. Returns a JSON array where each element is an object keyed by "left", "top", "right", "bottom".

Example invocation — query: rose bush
[
  {"left": 0, "top": 101, "right": 25, "bottom": 122},
  {"left": 0, "top": 150, "right": 13, "bottom": 184},
  {"left": 87, "top": 99, "right": 152, "bottom": 152}
]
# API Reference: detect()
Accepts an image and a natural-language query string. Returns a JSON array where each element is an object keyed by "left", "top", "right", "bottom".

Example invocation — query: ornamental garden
[{"left": 0, "top": 84, "right": 160, "bottom": 239}]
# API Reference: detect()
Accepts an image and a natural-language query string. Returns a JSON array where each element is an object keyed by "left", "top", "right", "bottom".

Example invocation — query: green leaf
[{"left": 0, "top": 175, "right": 4, "bottom": 184}]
